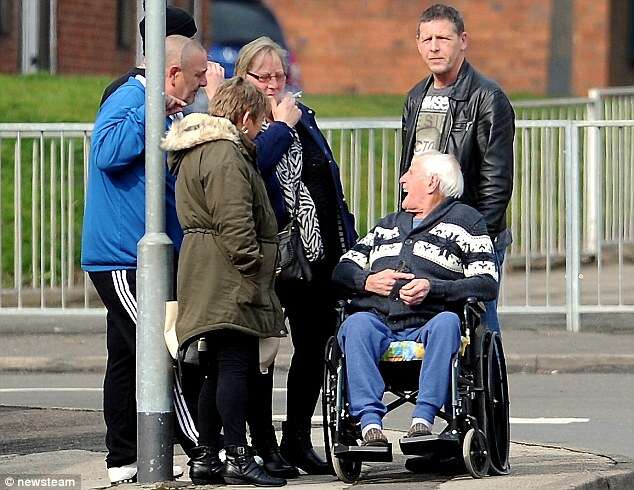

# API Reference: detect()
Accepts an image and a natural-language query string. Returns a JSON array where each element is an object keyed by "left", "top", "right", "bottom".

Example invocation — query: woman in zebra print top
[{"left": 236, "top": 36, "right": 357, "bottom": 476}]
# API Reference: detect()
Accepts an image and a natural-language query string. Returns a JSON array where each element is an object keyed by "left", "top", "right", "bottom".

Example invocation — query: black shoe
[
  {"left": 255, "top": 444, "right": 300, "bottom": 479},
  {"left": 362, "top": 427, "right": 389, "bottom": 447},
  {"left": 406, "top": 423, "right": 432, "bottom": 438},
  {"left": 223, "top": 445, "right": 286, "bottom": 487},
  {"left": 279, "top": 422, "right": 331, "bottom": 475},
  {"left": 188, "top": 445, "right": 225, "bottom": 485},
  {"left": 252, "top": 425, "right": 299, "bottom": 479}
]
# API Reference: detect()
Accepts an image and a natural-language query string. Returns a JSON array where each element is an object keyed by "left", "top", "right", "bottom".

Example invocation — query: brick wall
[
  {"left": 0, "top": 0, "right": 626, "bottom": 96},
  {"left": 265, "top": 0, "right": 615, "bottom": 96},
  {"left": 57, "top": 0, "right": 134, "bottom": 75},
  {"left": 572, "top": 0, "right": 610, "bottom": 94},
  {"left": 54, "top": 0, "right": 211, "bottom": 75},
  {"left": 264, "top": 0, "right": 551, "bottom": 95},
  {"left": 0, "top": 0, "right": 21, "bottom": 73},
  {"left": 608, "top": 0, "right": 634, "bottom": 86}
]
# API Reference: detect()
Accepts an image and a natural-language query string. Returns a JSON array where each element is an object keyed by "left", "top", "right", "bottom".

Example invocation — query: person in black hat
[{"left": 100, "top": 6, "right": 224, "bottom": 106}]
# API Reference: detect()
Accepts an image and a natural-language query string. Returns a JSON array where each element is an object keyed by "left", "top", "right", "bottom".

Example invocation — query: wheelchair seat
[
  {"left": 380, "top": 337, "right": 470, "bottom": 363},
  {"left": 381, "top": 341, "right": 425, "bottom": 362}
]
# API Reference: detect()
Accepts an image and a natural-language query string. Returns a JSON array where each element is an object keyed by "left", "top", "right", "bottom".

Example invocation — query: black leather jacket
[{"left": 400, "top": 61, "right": 515, "bottom": 239}]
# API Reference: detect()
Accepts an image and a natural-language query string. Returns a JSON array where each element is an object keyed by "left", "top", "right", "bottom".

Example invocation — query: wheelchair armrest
[
  {"left": 464, "top": 297, "right": 486, "bottom": 321},
  {"left": 335, "top": 299, "right": 349, "bottom": 326}
]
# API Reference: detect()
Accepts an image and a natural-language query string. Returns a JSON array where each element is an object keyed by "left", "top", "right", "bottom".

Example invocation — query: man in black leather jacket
[{"left": 400, "top": 4, "right": 514, "bottom": 333}]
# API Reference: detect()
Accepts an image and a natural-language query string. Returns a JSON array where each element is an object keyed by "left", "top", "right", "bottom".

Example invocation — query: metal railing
[
  {"left": 0, "top": 123, "right": 97, "bottom": 313},
  {"left": 2, "top": 101, "right": 634, "bottom": 331},
  {"left": 319, "top": 119, "right": 634, "bottom": 331},
  {"left": 513, "top": 86, "right": 634, "bottom": 121}
]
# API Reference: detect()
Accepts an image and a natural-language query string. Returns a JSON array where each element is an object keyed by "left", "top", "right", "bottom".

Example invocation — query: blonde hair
[
  {"left": 235, "top": 36, "right": 288, "bottom": 77},
  {"left": 412, "top": 150, "right": 464, "bottom": 198},
  {"left": 209, "top": 76, "right": 269, "bottom": 125}
]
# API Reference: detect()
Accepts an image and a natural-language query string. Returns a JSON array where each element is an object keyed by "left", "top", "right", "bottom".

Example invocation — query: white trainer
[
  {"left": 108, "top": 463, "right": 184, "bottom": 485},
  {"left": 107, "top": 463, "right": 137, "bottom": 485}
]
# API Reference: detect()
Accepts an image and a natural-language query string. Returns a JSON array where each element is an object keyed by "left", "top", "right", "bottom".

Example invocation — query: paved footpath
[
  {"left": 1, "top": 422, "right": 633, "bottom": 490},
  {"left": 2, "top": 317, "right": 634, "bottom": 487}
]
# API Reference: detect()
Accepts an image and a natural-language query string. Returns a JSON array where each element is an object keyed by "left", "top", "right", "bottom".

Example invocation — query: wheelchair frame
[{"left": 322, "top": 298, "right": 510, "bottom": 482}]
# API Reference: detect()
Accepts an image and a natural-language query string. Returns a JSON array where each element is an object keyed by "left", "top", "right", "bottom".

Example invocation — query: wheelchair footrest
[
  {"left": 399, "top": 430, "right": 460, "bottom": 456},
  {"left": 334, "top": 442, "right": 393, "bottom": 462}
]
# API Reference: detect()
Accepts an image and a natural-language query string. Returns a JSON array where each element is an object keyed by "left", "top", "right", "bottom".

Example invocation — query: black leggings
[
  {"left": 249, "top": 264, "right": 338, "bottom": 442},
  {"left": 197, "top": 330, "right": 258, "bottom": 448}
]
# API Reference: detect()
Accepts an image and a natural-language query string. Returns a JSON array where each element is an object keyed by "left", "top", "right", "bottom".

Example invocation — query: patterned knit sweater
[{"left": 332, "top": 198, "right": 498, "bottom": 330}]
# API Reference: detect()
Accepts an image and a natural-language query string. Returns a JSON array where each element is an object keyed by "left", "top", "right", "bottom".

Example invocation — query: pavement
[
  {"left": 2, "top": 316, "right": 634, "bottom": 488},
  {"left": 1, "top": 419, "right": 633, "bottom": 490}
]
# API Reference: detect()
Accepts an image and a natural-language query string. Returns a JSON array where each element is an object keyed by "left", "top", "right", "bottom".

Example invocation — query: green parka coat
[{"left": 162, "top": 114, "right": 286, "bottom": 348}]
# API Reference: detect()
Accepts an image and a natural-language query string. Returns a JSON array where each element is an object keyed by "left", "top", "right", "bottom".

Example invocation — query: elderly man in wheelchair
[{"left": 325, "top": 150, "right": 509, "bottom": 480}]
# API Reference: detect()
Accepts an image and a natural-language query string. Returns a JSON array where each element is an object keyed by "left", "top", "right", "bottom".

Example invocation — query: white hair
[{"left": 411, "top": 150, "right": 464, "bottom": 198}]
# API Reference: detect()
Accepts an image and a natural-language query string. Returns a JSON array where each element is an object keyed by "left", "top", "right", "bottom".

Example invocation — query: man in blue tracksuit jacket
[{"left": 81, "top": 36, "right": 208, "bottom": 485}]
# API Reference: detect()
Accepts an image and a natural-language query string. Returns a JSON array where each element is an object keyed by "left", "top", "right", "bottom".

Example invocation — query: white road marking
[
  {"left": 270, "top": 416, "right": 590, "bottom": 425},
  {"left": 0, "top": 387, "right": 286, "bottom": 393},
  {"left": 0, "top": 388, "right": 102, "bottom": 393},
  {"left": 510, "top": 417, "right": 589, "bottom": 424},
  {"left": 272, "top": 415, "right": 322, "bottom": 423}
]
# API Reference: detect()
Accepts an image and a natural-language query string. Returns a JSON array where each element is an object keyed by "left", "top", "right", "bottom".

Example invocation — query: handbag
[
  {"left": 259, "top": 337, "right": 280, "bottom": 374},
  {"left": 163, "top": 300, "right": 179, "bottom": 360},
  {"left": 276, "top": 218, "right": 312, "bottom": 281}
]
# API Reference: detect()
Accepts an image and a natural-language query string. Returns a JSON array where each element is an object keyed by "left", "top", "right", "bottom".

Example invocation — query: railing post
[
  {"left": 565, "top": 122, "right": 581, "bottom": 332},
  {"left": 585, "top": 88, "right": 602, "bottom": 256}
]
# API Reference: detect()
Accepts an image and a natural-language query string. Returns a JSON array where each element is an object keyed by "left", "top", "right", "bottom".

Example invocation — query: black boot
[
  {"left": 253, "top": 425, "right": 299, "bottom": 479},
  {"left": 188, "top": 445, "right": 225, "bottom": 485},
  {"left": 279, "top": 422, "right": 331, "bottom": 475},
  {"left": 223, "top": 445, "right": 287, "bottom": 487},
  {"left": 255, "top": 442, "right": 300, "bottom": 479}
]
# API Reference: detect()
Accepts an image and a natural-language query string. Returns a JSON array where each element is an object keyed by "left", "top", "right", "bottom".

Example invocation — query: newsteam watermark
[{"left": 1, "top": 475, "right": 81, "bottom": 489}]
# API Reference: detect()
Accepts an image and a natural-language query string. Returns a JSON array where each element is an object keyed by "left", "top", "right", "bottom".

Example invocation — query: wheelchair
[{"left": 322, "top": 298, "right": 510, "bottom": 482}]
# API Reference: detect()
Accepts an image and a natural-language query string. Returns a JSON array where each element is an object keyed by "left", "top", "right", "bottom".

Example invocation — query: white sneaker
[
  {"left": 107, "top": 463, "right": 137, "bottom": 485},
  {"left": 107, "top": 463, "right": 184, "bottom": 484}
]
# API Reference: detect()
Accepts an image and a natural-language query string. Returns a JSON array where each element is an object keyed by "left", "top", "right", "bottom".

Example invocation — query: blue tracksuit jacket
[{"left": 81, "top": 76, "right": 183, "bottom": 271}]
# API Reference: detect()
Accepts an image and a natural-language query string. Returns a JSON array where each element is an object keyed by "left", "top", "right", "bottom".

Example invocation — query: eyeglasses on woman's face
[{"left": 247, "top": 71, "right": 287, "bottom": 84}]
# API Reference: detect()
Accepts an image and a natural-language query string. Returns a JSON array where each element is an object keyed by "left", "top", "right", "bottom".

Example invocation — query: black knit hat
[{"left": 139, "top": 6, "right": 198, "bottom": 54}]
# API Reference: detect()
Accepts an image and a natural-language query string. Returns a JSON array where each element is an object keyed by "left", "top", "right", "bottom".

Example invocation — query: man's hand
[
  {"left": 270, "top": 94, "right": 301, "bottom": 128},
  {"left": 365, "top": 269, "right": 415, "bottom": 297},
  {"left": 399, "top": 278, "right": 431, "bottom": 306},
  {"left": 204, "top": 61, "right": 225, "bottom": 100},
  {"left": 165, "top": 94, "right": 187, "bottom": 115}
]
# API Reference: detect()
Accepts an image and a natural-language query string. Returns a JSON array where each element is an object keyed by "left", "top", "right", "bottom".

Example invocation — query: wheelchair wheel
[
  {"left": 482, "top": 331, "right": 511, "bottom": 475},
  {"left": 322, "top": 337, "right": 336, "bottom": 471},
  {"left": 462, "top": 428, "right": 490, "bottom": 478},
  {"left": 322, "top": 337, "right": 362, "bottom": 483}
]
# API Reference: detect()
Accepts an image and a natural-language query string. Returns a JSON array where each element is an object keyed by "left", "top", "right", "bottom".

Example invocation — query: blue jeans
[
  {"left": 337, "top": 311, "right": 461, "bottom": 429},
  {"left": 483, "top": 246, "right": 506, "bottom": 334}
]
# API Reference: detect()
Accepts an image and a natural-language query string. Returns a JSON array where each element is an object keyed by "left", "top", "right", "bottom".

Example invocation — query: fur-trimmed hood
[{"left": 162, "top": 113, "right": 255, "bottom": 175}]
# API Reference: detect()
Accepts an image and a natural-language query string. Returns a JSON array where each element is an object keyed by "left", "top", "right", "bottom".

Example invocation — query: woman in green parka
[{"left": 162, "top": 77, "right": 286, "bottom": 487}]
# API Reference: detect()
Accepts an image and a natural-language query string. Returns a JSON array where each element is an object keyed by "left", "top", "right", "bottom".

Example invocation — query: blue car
[{"left": 208, "top": 0, "right": 302, "bottom": 91}]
